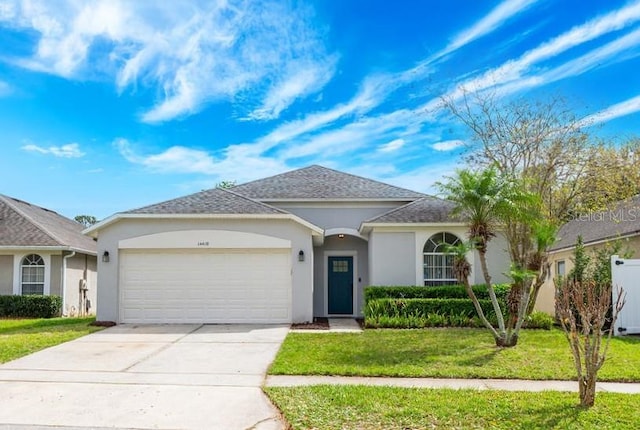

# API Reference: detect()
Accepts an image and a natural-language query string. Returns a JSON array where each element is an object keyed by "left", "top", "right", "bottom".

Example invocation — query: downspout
[{"left": 62, "top": 251, "right": 76, "bottom": 316}]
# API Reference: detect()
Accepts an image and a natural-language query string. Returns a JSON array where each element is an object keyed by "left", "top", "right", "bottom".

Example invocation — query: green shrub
[
  {"left": 364, "top": 284, "right": 511, "bottom": 303},
  {"left": 364, "top": 297, "right": 500, "bottom": 329},
  {"left": 523, "top": 311, "right": 554, "bottom": 330},
  {"left": 0, "top": 295, "right": 62, "bottom": 318}
]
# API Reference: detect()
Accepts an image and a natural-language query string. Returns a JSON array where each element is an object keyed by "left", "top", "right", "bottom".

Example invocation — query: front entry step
[{"left": 328, "top": 318, "right": 362, "bottom": 333}]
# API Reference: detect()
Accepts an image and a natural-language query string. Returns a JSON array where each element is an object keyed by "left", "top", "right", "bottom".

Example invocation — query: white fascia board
[
  {"left": 359, "top": 222, "right": 467, "bottom": 234},
  {"left": 0, "top": 246, "right": 97, "bottom": 256},
  {"left": 83, "top": 213, "right": 324, "bottom": 237}
]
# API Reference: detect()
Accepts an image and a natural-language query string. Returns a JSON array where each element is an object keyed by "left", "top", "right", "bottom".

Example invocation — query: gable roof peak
[{"left": 231, "top": 164, "right": 426, "bottom": 200}]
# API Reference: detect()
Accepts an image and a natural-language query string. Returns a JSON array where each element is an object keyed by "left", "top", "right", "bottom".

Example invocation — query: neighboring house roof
[
  {"left": 363, "top": 197, "right": 459, "bottom": 224},
  {"left": 231, "top": 165, "right": 426, "bottom": 200},
  {"left": 0, "top": 194, "right": 97, "bottom": 254},
  {"left": 551, "top": 195, "right": 640, "bottom": 251},
  {"left": 124, "top": 188, "right": 288, "bottom": 215}
]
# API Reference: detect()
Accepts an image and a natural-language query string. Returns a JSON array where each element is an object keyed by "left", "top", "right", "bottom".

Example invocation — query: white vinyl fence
[{"left": 611, "top": 255, "right": 640, "bottom": 336}]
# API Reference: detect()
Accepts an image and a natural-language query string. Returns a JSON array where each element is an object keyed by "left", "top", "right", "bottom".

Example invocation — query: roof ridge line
[
  {"left": 315, "top": 165, "right": 426, "bottom": 195},
  {"left": 0, "top": 194, "right": 66, "bottom": 246}
]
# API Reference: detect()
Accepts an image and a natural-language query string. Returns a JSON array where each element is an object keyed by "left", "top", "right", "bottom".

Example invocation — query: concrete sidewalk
[{"left": 265, "top": 375, "right": 640, "bottom": 394}]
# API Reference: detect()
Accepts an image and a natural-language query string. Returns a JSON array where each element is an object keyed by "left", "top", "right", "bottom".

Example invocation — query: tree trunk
[
  {"left": 478, "top": 250, "right": 506, "bottom": 332},
  {"left": 579, "top": 375, "right": 596, "bottom": 407},
  {"left": 495, "top": 333, "right": 518, "bottom": 347}
]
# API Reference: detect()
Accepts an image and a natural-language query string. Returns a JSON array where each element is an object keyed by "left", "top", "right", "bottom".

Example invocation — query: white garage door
[{"left": 119, "top": 250, "right": 292, "bottom": 324}]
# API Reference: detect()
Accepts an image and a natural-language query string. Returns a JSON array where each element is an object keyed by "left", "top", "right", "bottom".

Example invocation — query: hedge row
[
  {"left": 0, "top": 295, "right": 62, "bottom": 318},
  {"left": 364, "top": 284, "right": 511, "bottom": 303},
  {"left": 364, "top": 297, "right": 499, "bottom": 320}
]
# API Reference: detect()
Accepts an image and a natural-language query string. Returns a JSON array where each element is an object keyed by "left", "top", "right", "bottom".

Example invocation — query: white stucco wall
[
  {"left": 369, "top": 231, "right": 416, "bottom": 285},
  {"left": 273, "top": 202, "right": 402, "bottom": 230},
  {"left": 368, "top": 226, "right": 511, "bottom": 287},
  {"left": 94, "top": 218, "right": 314, "bottom": 323}
]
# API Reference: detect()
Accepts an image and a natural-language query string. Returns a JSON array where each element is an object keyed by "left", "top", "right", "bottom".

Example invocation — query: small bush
[
  {"left": 0, "top": 295, "right": 62, "bottom": 318},
  {"left": 364, "top": 297, "right": 499, "bottom": 329},
  {"left": 523, "top": 311, "right": 554, "bottom": 330},
  {"left": 364, "top": 284, "right": 511, "bottom": 303}
]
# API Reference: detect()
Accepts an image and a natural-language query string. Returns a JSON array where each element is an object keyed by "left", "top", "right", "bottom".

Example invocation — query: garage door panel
[{"left": 119, "top": 250, "right": 292, "bottom": 324}]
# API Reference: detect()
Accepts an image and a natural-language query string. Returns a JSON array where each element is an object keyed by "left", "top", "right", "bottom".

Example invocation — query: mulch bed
[{"left": 291, "top": 317, "right": 329, "bottom": 330}]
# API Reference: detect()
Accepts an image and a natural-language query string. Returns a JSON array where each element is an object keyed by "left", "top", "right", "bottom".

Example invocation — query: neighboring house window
[
  {"left": 423, "top": 232, "right": 461, "bottom": 286},
  {"left": 556, "top": 260, "right": 566, "bottom": 278},
  {"left": 21, "top": 254, "right": 45, "bottom": 295}
]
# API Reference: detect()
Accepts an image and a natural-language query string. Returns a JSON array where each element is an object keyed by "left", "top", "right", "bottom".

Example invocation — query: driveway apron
[{"left": 0, "top": 324, "right": 289, "bottom": 430}]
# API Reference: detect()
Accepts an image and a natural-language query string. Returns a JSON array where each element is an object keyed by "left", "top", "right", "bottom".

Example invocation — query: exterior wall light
[
  {"left": 338, "top": 234, "right": 345, "bottom": 239},
  {"left": 102, "top": 251, "right": 110, "bottom": 263},
  {"left": 298, "top": 250, "right": 305, "bottom": 262}
]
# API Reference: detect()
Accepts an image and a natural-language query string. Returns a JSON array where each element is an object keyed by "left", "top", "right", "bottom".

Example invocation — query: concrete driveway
[{"left": 0, "top": 324, "right": 289, "bottom": 430}]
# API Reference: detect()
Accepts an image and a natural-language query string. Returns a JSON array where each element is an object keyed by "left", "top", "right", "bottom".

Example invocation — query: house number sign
[{"left": 197, "top": 241, "right": 210, "bottom": 246}]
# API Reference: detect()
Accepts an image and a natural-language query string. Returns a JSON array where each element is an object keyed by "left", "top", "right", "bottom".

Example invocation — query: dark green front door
[{"left": 328, "top": 256, "right": 353, "bottom": 314}]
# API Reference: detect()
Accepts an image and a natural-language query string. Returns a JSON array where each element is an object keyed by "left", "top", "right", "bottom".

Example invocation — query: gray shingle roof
[
  {"left": 124, "top": 188, "right": 287, "bottom": 215},
  {"left": 0, "top": 194, "right": 97, "bottom": 254},
  {"left": 551, "top": 195, "right": 640, "bottom": 251},
  {"left": 364, "top": 197, "right": 459, "bottom": 223},
  {"left": 231, "top": 165, "right": 426, "bottom": 200}
]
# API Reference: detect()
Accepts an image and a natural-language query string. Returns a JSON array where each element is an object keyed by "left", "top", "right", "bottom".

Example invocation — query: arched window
[
  {"left": 423, "top": 232, "right": 461, "bottom": 286},
  {"left": 21, "top": 254, "right": 45, "bottom": 295}
]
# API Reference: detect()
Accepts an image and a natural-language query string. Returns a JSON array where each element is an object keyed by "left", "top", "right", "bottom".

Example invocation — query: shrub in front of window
[
  {"left": 0, "top": 295, "right": 62, "bottom": 318},
  {"left": 364, "top": 284, "right": 511, "bottom": 303}
]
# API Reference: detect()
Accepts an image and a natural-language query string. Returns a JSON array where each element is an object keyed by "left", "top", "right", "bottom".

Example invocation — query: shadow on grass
[
  {"left": 455, "top": 346, "right": 504, "bottom": 367},
  {"left": 518, "top": 403, "right": 587, "bottom": 429}
]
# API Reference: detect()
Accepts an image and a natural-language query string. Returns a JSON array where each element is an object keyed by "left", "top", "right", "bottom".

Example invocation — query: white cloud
[
  {"left": 440, "top": 0, "right": 538, "bottom": 57},
  {"left": 378, "top": 139, "right": 406, "bottom": 153},
  {"left": 245, "top": 57, "right": 338, "bottom": 121},
  {"left": 22, "top": 143, "right": 84, "bottom": 158},
  {"left": 432, "top": 140, "right": 464, "bottom": 151},
  {"left": 114, "top": 138, "right": 217, "bottom": 174},
  {"left": 448, "top": 0, "right": 640, "bottom": 98},
  {"left": 1, "top": 1, "right": 336, "bottom": 123},
  {"left": 581, "top": 94, "right": 640, "bottom": 126}
]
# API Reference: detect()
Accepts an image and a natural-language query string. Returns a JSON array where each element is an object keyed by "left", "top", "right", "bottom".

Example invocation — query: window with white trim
[
  {"left": 21, "top": 254, "right": 45, "bottom": 295},
  {"left": 423, "top": 232, "right": 461, "bottom": 286},
  {"left": 556, "top": 260, "right": 566, "bottom": 278}
]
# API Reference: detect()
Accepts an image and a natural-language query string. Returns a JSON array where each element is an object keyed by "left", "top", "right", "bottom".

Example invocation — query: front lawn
[
  {"left": 269, "top": 328, "right": 640, "bottom": 381},
  {"left": 266, "top": 385, "right": 640, "bottom": 430},
  {"left": 0, "top": 317, "right": 102, "bottom": 363}
]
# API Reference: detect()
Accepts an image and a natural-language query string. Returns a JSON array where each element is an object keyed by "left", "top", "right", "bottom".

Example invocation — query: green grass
[
  {"left": 0, "top": 317, "right": 103, "bottom": 363},
  {"left": 266, "top": 385, "right": 640, "bottom": 430},
  {"left": 269, "top": 328, "right": 640, "bottom": 381}
]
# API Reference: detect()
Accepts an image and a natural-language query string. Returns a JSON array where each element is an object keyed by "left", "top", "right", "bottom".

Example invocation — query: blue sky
[{"left": 1, "top": 0, "right": 640, "bottom": 219}]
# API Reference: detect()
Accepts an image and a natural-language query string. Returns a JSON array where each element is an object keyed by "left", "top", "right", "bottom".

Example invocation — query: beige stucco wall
[
  {"left": 94, "top": 218, "right": 314, "bottom": 323},
  {"left": 0, "top": 255, "right": 13, "bottom": 295},
  {"left": 535, "top": 236, "right": 640, "bottom": 316},
  {"left": 50, "top": 255, "right": 62, "bottom": 296},
  {"left": 63, "top": 253, "right": 98, "bottom": 316}
]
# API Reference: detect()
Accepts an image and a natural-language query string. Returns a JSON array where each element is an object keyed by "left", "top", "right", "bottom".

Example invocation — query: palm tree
[{"left": 439, "top": 167, "right": 537, "bottom": 347}]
